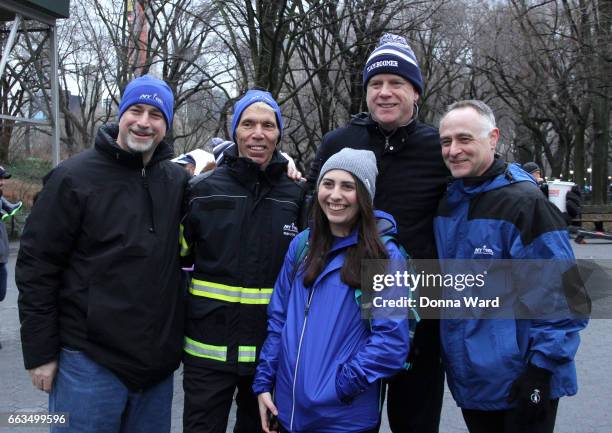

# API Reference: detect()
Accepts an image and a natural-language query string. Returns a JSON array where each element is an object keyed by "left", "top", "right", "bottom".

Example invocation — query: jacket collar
[
  {"left": 446, "top": 157, "right": 536, "bottom": 207},
  {"left": 222, "top": 144, "right": 288, "bottom": 188},
  {"left": 312, "top": 210, "right": 398, "bottom": 286},
  {"left": 325, "top": 209, "right": 398, "bottom": 253},
  {"left": 349, "top": 111, "right": 419, "bottom": 136},
  {"left": 95, "top": 123, "right": 174, "bottom": 168}
]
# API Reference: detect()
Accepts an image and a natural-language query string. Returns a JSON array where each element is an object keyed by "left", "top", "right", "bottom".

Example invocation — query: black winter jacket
[
  {"left": 17, "top": 124, "right": 189, "bottom": 390},
  {"left": 307, "top": 113, "right": 449, "bottom": 260},
  {"left": 181, "top": 148, "right": 305, "bottom": 375},
  {"left": 306, "top": 113, "right": 449, "bottom": 363}
]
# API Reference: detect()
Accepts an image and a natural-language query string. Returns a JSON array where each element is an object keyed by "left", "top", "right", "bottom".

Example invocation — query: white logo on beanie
[
  {"left": 138, "top": 93, "right": 164, "bottom": 106},
  {"left": 366, "top": 60, "right": 399, "bottom": 73}
]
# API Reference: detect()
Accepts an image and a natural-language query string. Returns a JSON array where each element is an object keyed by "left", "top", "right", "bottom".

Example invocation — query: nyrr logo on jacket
[
  {"left": 473, "top": 244, "right": 494, "bottom": 257},
  {"left": 283, "top": 222, "right": 299, "bottom": 237}
]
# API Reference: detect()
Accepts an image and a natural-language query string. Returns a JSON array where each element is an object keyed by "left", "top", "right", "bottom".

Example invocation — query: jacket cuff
[
  {"left": 252, "top": 381, "right": 273, "bottom": 396},
  {"left": 529, "top": 351, "right": 557, "bottom": 373},
  {"left": 335, "top": 363, "right": 363, "bottom": 404},
  {"left": 22, "top": 345, "right": 59, "bottom": 370}
]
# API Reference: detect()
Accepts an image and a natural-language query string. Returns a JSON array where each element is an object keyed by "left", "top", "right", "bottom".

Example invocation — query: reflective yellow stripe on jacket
[
  {"left": 183, "top": 339, "right": 257, "bottom": 363},
  {"left": 238, "top": 346, "right": 257, "bottom": 363},
  {"left": 179, "top": 224, "right": 190, "bottom": 257},
  {"left": 189, "top": 279, "right": 273, "bottom": 305},
  {"left": 184, "top": 337, "right": 227, "bottom": 361}
]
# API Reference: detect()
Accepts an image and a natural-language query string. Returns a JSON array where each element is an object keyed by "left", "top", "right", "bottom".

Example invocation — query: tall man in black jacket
[
  {"left": 17, "top": 75, "right": 189, "bottom": 433},
  {"left": 306, "top": 33, "right": 449, "bottom": 433}
]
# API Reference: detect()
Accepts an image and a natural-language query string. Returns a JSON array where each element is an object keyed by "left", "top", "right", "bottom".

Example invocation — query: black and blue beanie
[
  {"left": 362, "top": 33, "right": 423, "bottom": 94},
  {"left": 231, "top": 89, "right": 283, "bottom": 143},
  {"left": 118, "top": 75, "right": 174, "bottom": 128}
]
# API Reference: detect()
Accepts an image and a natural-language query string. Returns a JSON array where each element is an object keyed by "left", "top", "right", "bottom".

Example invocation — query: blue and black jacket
[
  {"left": 253, "top": 210, "right": 410, "bottom": 433},
  {"left": 433, "top": 158, "right": 588, "bottom": 410}
]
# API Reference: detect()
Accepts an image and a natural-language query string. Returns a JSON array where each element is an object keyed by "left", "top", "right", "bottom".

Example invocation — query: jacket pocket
[
  {"left": 494, "top": 321, "right": 522, "bottom": 366},
  {"left": 261, "top": 201, "right": 300, "bottom": 276},
  {"left": 185, "top": 296, "right": 230, "bottom": 348},
  {"left": 86, "top": 280, "right": 149, "bottom": 364}
]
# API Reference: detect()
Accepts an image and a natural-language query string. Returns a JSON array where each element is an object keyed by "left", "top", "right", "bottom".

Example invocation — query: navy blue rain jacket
[{"left": 253, "top": 210, "right": 410, "bottom": 432}]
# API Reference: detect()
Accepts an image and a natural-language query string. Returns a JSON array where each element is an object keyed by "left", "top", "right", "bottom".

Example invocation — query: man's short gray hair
[{"left": 443, "top": 100, "right": 497, "bottom": 133}]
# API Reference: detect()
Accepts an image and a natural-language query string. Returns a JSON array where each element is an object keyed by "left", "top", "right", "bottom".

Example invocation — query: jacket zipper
[
  {"left": 379, "top": 127, "right": 397, "bottom": 151},
  {"left": 290, "top": 286, "right": 316, "bottom": 431},
  {"left": 142, "top": 168, "right": 156, "bottom": 233}
]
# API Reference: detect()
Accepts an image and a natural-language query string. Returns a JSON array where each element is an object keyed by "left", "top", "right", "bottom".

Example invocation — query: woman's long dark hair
[{"left": 302, "top": 173, "right": 388, "bottom": 288}]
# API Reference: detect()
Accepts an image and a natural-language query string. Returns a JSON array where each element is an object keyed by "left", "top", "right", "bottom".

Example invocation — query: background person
[
  {"left": 0, "top": 166, "right": 13, "bottom": 351},
  {"left": 254, "top": 148, "right": 410, "bottom": 433},
  {"left": 0, "top": 167, "right": 23, "bottom": 221},
  {"left": 522, "top": 161, "right": 581, "bottom": 225},
  {"left": 434, "top": 100, "right": 588, "bottom": 433},
  {"left": 522, "top": 161, "right": 544, "bottom": 184},
  {"left": 16, "top": 75, "right": 188, "bottom": 433},
  {"left": 172, "top": 153, "right": 198, "bottom": 176}
]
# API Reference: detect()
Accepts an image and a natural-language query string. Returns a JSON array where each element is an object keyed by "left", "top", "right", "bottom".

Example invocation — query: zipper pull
[
  {"left": 305, "top": 287, "right": 314, "bottom": 316},
  {"left": 385, "top": 136, "right": 390, "bottom": 149}
]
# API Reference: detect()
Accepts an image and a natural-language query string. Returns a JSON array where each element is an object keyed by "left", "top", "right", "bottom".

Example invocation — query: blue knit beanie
[
  {"left": 118, "top": 75, "right": 174, "bottom": 128},
  {"left": 231, "top": 90, "right": 283, "bottom": 143},
  {"left": 362, "top": 33, "right": 423, "bottom": 94}
]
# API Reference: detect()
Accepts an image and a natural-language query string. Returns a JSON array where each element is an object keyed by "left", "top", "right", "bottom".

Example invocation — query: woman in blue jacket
[{"left": 253, "top": 148, "right": 411, "bottom": 433}]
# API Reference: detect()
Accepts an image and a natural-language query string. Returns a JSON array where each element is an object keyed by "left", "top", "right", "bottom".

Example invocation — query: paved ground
[{"left": 1, "top": 240, "right": 610, "bottom": 432}]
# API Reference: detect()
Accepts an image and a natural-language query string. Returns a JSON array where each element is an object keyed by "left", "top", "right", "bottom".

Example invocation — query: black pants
[
  {"left": 386, "top": 319, "right": 445, "bottom": 433},
  {"left": 183, "top": 363, "right": 263, "bottom": 433},
  {"left": 0, "top": 262, "right": 6, "bottom": 302},
  {"left": 280, "top": 427, "right": 378, "bottom": 433},
  {"left": 461, "top": 399, "right": 559, "bottom": 433}
]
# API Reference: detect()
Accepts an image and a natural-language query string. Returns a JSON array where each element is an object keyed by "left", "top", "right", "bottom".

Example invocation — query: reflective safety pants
[{"left": 182, "top": 363, "right": 263, "bottom": 433}]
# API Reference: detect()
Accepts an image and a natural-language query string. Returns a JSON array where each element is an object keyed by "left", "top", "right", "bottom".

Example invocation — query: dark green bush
[{"left": 6, "top": 158, "right": 52, "bottom": 182}]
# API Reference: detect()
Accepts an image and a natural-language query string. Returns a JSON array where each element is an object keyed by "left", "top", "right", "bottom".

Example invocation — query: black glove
[
  {"left": 564, "top": 185, "right": 581, "bottom": 222},
  {"left": 507, "top": 364, "right": 552, "bottom": 423}
]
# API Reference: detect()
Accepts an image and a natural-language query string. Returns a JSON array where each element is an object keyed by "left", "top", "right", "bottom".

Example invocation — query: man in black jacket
[
  {"left": 180, "top": 89, "right": 305, "bottom": 433},
  {"left": 306, "top": 33, "right": 449, "bottom": 433},
  {"left": 16, "top": 75, "right": 188, "bottom": 433}
]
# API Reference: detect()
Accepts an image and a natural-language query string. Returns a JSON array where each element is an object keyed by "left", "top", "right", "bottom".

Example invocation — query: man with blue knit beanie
[
  {"left": 17, "top": 75, "right": 188, "bottom": 433},
  {"left": 231, "top": 89, "right": 283, "bottom": 143},
  {"left": 307, "top": 32, "right": 448, "bottom": 433},
  {"left": 180, "top": 89, "right": 305, "bottom": 433}
]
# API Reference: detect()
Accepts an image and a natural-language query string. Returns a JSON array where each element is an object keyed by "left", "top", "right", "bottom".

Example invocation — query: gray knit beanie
[{"left": 317, "top": 148, "right": 378, "bottom": 202}]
